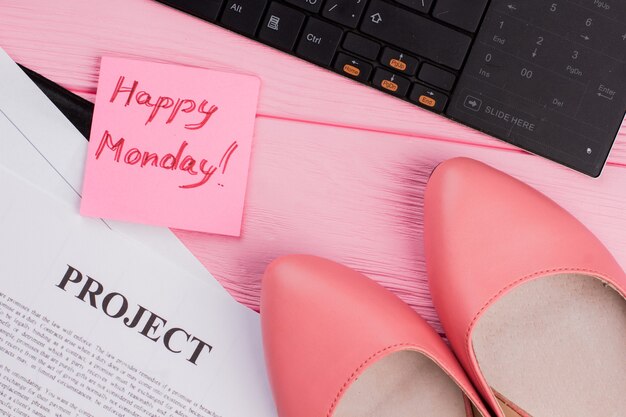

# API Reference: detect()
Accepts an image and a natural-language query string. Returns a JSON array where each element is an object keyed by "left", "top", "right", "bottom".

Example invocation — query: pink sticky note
[{"left": 80, "top": 57, "right": 261, "bottom": 236}]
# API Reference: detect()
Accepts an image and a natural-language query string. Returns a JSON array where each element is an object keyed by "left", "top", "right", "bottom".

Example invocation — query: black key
[
  {"left": 157, "top": 0, "right": 223, "bottom": 21},
  {"left": 361, "top": 0, "right": 472, "bottom": 70},
  {"left": 334, "top": 53, "right": 373, "bottom": 82},
  {"left": 380, "top": 48, "right": 419, "bottom": 75},
  {"left": 372, "top": 68, "right": 410, "bottom": 97},
  {"left": 432, "top": 0, "right": 489, "bottom": 32},
  {"left": 409, "top": 84, "right": 448, "bottom": 112},
  {"left": 342, "top": 33, "right": 380, "bottom": 60},
  {"left": 418, "top": 63, "right": 456, "bottom": 90},
  {"left": 285, "top": 0, "right": 323, "bottom": 13},
  {"left": 395, "top": 0, "right": 434, "bottom": 14},
  {"left": 296, "top": 18, "right": 344, "bottom": 66},
  {"left": 220, "top": 0, "right": 268, "bottom": 35},
  {"left": 259, "top": 3, "right": 306, "bottom": 51},
  {"left": 322, "top": 0, "right": 368, "bottom": 28}
]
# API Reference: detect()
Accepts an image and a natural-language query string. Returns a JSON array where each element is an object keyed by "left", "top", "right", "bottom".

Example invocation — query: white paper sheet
[
  {"left": 0, "top": 167, "right": 276, "bottom": 417},
  {"left": 0, "top": 47, "right": 228, "bottom": 297}
]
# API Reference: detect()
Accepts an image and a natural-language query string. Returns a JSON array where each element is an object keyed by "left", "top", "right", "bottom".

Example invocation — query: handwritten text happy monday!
[{"left": 94, "top": 76, "right": 238, "bottom": 189}]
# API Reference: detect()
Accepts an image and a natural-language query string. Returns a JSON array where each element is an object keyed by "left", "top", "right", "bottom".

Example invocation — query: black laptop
[{"left": 76, "top": 0, "right": 626, "bottom": 176}]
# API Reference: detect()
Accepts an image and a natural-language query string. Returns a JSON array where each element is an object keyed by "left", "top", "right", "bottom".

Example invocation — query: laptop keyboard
[
  {"left": 155, "top": 0, "right": 626, "bottom": 177},
  {"left": 157, "top": 0, "right": 483, "bottom": 115}
]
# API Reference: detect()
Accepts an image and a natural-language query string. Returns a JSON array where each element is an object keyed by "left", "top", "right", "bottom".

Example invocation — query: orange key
[
  {"left": 418, "top": 95, "right": 436, "bottom": 107},
  {"left": 389, "top": 58, "right": 407, "bottom": 71},
  {"left": 343, "top": 64, "right": 361, "bottom": 77},
  {"left": 381, "top": 79, "right": 399, "bottom": 92}
]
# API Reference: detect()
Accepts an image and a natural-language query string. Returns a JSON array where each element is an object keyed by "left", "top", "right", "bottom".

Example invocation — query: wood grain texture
[{"left": 2, "top": 0, "right": 625, "bottom": 333}]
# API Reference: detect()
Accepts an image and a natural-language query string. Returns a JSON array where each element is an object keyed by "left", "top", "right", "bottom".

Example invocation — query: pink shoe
[
  {"left": 261, "top": 255, "right": 489, "bottom": 417},
  {"left": 425, "top": 158, "right": 626, "bottom": 417}
]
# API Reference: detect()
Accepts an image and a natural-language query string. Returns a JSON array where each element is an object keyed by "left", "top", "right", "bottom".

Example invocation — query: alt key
[{"left": 220, "top": 0, "right": 268, "bottom": 36}]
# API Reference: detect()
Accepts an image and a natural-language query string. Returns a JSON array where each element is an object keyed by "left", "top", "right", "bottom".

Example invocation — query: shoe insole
[
  {"left": 333, "top": 350, "right": 468, "bottom": 417},
  {"left": 496, "top": 397, "right": 525, "bottom": 417},
  {"left": 472, "top": 273, "right": 626, "bottom": 417}
]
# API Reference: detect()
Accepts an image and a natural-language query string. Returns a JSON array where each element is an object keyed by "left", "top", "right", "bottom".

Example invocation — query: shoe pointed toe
[
  {"left": 261, "top": 255, "right": 488, "bottom": 417},
  {"left": 425, "top": 157, "right": 623, "bottom": 324},
  {"left": 424, "top": 158, "right": 626, "bottom": 417}
]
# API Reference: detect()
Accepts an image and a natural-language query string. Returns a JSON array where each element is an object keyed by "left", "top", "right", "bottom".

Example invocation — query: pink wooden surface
[{"left": 2, "top": 0, "right": 625, "bottom": 333}]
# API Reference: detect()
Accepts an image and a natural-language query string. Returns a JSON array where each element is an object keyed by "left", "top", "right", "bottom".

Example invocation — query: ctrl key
[
  {"left": 333, "top": 53, "right": 372, "bottom": 82},
  {"left": 409, "top": 84, "right": 448, "bottom": 113}
]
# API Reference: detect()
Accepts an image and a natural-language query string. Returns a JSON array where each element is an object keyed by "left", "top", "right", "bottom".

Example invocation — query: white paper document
[
  {"left": 0, "top": 168, "right": 276, "bottom": 417},
  {"left": 0, "top": 47, "right": 228, "bottom": 296},
  {"left": 0, "top": 47, "right": 276, "bottom": 417}
]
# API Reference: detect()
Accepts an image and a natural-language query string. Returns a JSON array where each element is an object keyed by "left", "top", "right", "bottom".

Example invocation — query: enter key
[{"left": 577, "top": 66, "right": 626, "bottom": 128}]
